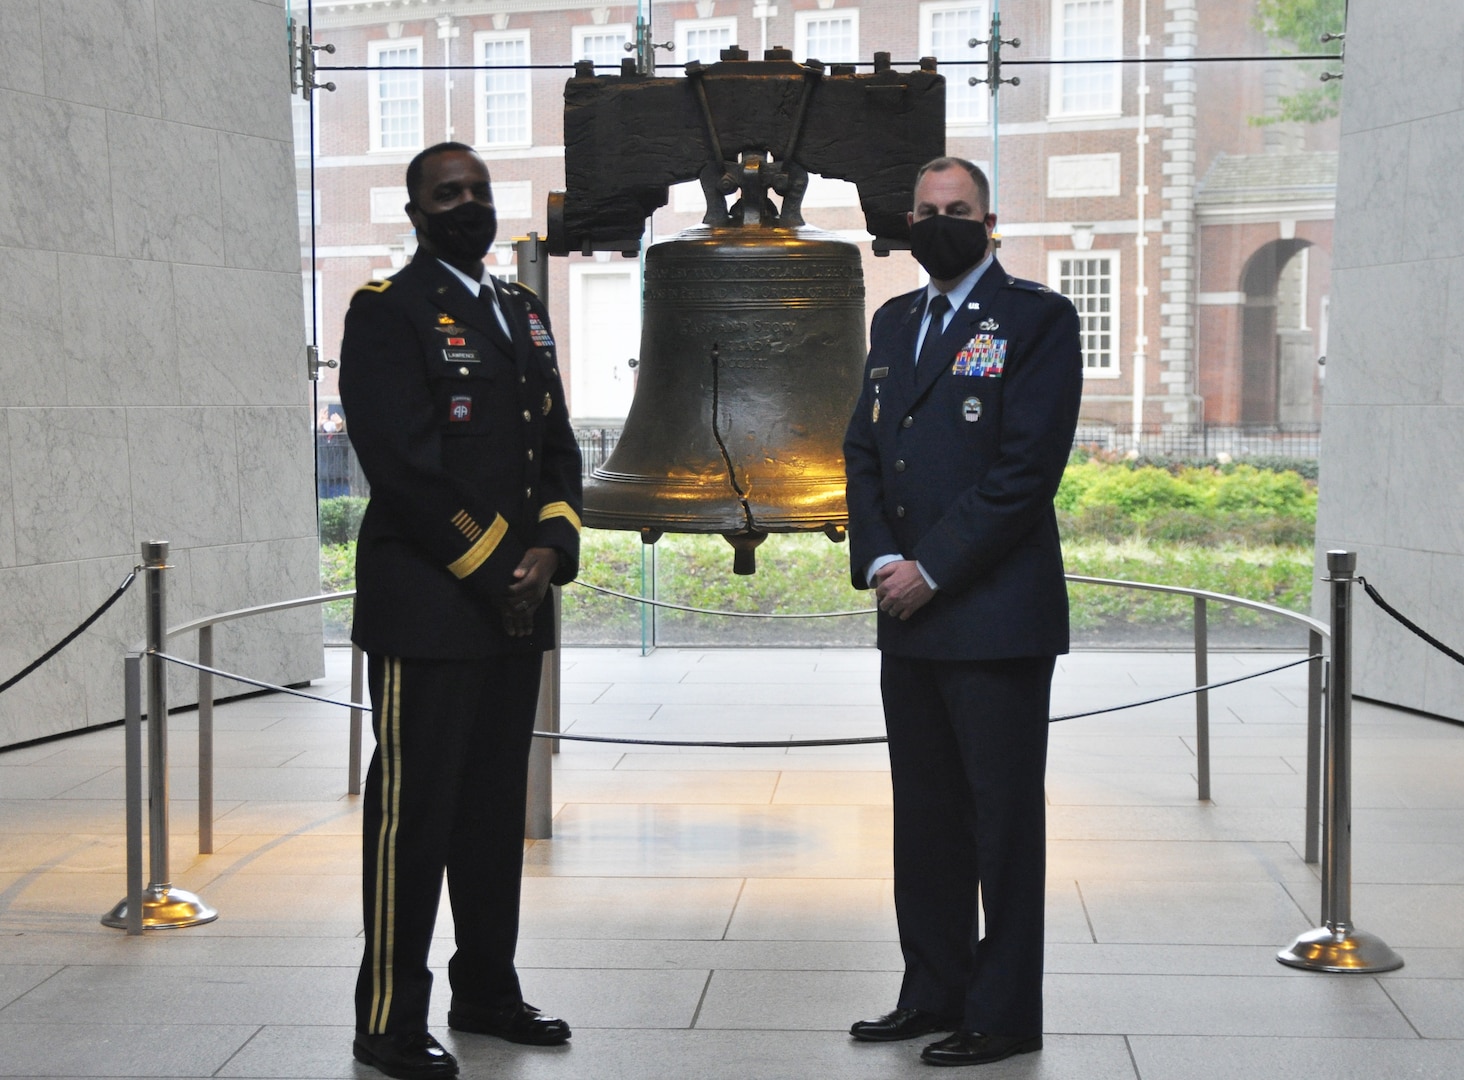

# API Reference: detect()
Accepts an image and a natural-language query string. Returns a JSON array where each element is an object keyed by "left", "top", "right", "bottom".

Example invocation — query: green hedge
[
  {"left": 319, "top": 496, "right": 368, "bottom": 545},
  {"left": 1057, "top": 459, "right": 1315, "bottom": 525},
  {"left": 319, "top": 458, "right": 1319, "bottom": 645}
]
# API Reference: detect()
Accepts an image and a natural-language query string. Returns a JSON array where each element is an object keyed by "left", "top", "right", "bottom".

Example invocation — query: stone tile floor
[{"left": 2, "top": 646, "right": 1462, "bottom": 1079}]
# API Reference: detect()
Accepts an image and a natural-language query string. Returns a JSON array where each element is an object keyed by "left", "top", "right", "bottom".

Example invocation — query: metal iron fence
[
  {"left": 316, "top": 422, "right": 1317, "bottom": 503},
  {"left": 1074, "top": 423, "right": 1320, "bottom": 460},
  {"left": 315, "top": 432, "right": 370, "bottom": 498},
  {"left": 316, "top": 427, "right": 622, "bottom": 497}
]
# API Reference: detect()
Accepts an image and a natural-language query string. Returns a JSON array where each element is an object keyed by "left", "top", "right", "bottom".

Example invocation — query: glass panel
[
  {"left": 300, "top": 0, "right": 1340, "bottom": 650},
  {"left": 981, "top": 0, "right": 1338, "bottom": 647}
]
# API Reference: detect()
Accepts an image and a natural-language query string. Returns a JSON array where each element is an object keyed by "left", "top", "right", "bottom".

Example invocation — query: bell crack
[{"left": 709, "top": 342, "right": 758, "bottom": 536}]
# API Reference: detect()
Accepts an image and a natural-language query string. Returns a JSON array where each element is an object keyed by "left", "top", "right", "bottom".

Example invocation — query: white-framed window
[
  {"left": 675, "top": 17, "right": 737, "bottom": 68},
  {"left": 920, "top": 2, "right": 988, "bottom": 127},
  {"left": 573, "top": 23, "right": 633, "bottom": 70},
  {"left": 1050, "top": 0, "right": 1122, "bottom": 118},
  {"left": 1051, "top": 250, "right": 1120, "bottom": 377},
  {"left": 475, "top": 31, "right": 532, "bottom": 148},
  {"left": 303, "top": 270, "right": 323, "bottom": 349},
  {"left": 291, "top": 98, "right": 320, "bottom": 157},
  {"left": 297, "top": 189, "right": 321, "bottom": 227},
  {"left": 795, "top": 9, "right": 859, "bottom": 65},
  {"left": 368, "top": 38, "right": 423, "bottom": 152}
]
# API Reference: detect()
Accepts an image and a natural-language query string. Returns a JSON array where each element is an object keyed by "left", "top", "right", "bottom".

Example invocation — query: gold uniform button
[
  {"left": 522, "top": 410, "right": 532, "bottom": 422},
  {"left": 525, "top": 487, "right": 533, "bottom": 498},
  {"left": 901, "top": 416, "right": 914, "bottom": 428},
  {"left": 519, "top": 375, "right": 526, "bottom": 384},
  {"left": 894, "top": 459, "right": 906, "bottom": 472},
  {"left": 459, "top": 366, "right": 470, "bottom": 375},
  {"left": 896, "top": 505, "right": 906, "bottom": 518},
  {"left": 527, "top": 449, "right": 534, "bottom": 461}
]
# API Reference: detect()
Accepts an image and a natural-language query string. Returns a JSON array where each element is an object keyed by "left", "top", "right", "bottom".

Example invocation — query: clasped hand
[
  {"left": 498, "top": 546, "right": 559, "bottom": 637},
  {"left": 873, "top": 560, "right": 934, "bottom": 621}
]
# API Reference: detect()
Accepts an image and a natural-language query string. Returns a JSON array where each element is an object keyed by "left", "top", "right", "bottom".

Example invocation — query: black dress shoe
[
  {"left": 850, "top": 1007, "right": 961, "bottom": 1042},
  {"left": 352, "top": 1032, "right": 458, "bottom": 1079},
  {"left": 921, "top": 1031, "right": 1043, "bottom": 1066},
  {"left": 447, "top": 1000, "right": 571, "bottom": 1045}
]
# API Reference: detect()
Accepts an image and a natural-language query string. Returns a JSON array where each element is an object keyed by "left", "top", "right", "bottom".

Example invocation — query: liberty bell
[{"left": 549, "top": 49, "right": 946, "bottom": 572}]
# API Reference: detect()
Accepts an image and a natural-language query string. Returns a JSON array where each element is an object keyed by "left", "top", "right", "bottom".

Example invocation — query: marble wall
[
  {"left": 1314, "top": 0, "right": 1464, "bottom": 721},
  {"left": 0, "top": 0, "right": 322, "bottom": 747}
]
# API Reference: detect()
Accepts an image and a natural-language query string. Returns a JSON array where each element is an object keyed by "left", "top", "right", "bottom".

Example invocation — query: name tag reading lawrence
[
  {"left": 869, "top": 366, "right": 889, "bottom": 380},
  {"left": 442, "top": 347, "right": 480, "bottom": 364}
]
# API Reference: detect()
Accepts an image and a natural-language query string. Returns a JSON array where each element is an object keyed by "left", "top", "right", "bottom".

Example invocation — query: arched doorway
[{"left": 1240, "top": 238, "right": 1325, "bottom": 426}]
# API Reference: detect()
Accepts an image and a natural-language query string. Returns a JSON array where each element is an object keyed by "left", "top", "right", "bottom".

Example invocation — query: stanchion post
[
  {"left": 548, "top": 587, "right": 562, "bottom": 753},
  {"left": 1193, "top": 595, "right": 1210, "bottom": 802},
  {"left": 349, "top": 644, "right": 364, "bottom": 796},
  {"left": 103, "top": 541, "right": 218, "bottom": 931},
  {"left": 525, "top": 589, "right": 559, "bottom": 840},
  {"left": 120, "top": 652, "right": 144, "bottom": 935},
  {"left": 1278, "top": 550, "right": 1402, "bottom": 972},
  {"left": 1304, "top": 629, "right": 1323, "bottom": 864},
  {"left": 516, "top": 230, "right": 556, "bottom": 839}
]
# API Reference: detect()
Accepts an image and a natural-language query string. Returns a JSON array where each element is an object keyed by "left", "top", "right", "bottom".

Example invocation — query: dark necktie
[
  {"left": 916, "top": 294, "right": 952, "bottom": 370},
  {"left": 480, "top": 282, "right": 512, "bottom": 346}
]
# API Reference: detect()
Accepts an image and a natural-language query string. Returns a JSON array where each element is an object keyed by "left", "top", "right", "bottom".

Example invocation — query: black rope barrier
[
  {"left": 1357, "top": 577, "right": 1464, "bottom": 668},
  {"left": 153, "top": 651, "right": 1317, "bottom": 749},
  {"left": 0, "top": 567, "right": 139, "bottom": 697}
]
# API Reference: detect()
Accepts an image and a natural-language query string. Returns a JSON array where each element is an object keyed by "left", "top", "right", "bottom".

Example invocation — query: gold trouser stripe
[
  {"left": 537, "top": 501, "right": 582, "bottom": 532},
  {"left": 367, "top": 659, "right": 404, "bottom": 1034},
  {"left": 447, "top": 514, "right": 508, "bottom": 578}
]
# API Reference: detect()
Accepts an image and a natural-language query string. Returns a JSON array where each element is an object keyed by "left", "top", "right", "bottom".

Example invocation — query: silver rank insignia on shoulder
[
  {"left": 979, "top": 317, "right": 1000, "bottom": 332},
  {"left": 963, "top": 396, "right": 982, "bottom": 423}
]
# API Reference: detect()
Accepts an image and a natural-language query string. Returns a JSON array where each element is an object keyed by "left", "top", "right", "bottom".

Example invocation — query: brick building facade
[{"left": 299, "top": 0, "right": 1338, "bottom": 436}]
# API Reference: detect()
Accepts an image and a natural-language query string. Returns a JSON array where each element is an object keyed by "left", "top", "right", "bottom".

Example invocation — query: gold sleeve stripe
[
  {"left": 538, "top": 501, "right": 582, "bottom": 532},
  {"left": 448, "top": 514, "right": 508, "bottom": 578},
  {"left": 451, "top": 510, "right": 486, "bottom": 542}
]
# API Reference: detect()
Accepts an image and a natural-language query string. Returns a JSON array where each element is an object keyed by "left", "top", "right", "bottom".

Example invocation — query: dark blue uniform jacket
[
  {"left": 338, "top": 255, "right": 582, "bottom": 659},
  {"left": 843, "top": 258, "right": 1083, "bottom": 661}
]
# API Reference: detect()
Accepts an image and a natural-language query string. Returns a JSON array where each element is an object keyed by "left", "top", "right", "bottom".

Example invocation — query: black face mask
[
  {"left": 415, "top": 201, "right": 497, "bottom": 264},
  {"left": 909, "top": 214, "right": 989, "bottom": 281}
]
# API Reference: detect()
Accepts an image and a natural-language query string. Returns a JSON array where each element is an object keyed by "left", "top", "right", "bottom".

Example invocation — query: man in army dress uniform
[
  {"left": 843, "top": 157, "right": 1083, "bottom": 1067},
  {"left": 339, "top": 142, "right": 583, "bottom": 1080}
]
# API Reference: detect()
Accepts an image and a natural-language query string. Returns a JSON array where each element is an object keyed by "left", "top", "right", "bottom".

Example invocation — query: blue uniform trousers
[{"left": 881, "top": 653, "right": 1054, "bottom": 1036}]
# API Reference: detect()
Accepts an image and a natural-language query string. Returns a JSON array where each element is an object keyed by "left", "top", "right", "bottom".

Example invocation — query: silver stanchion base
[
  {"left": 102, "top": 885, "right": 218, "bottom": 930},
  {"left": 1277, "top": 925, "right": 1403, "bottom": 973}
]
